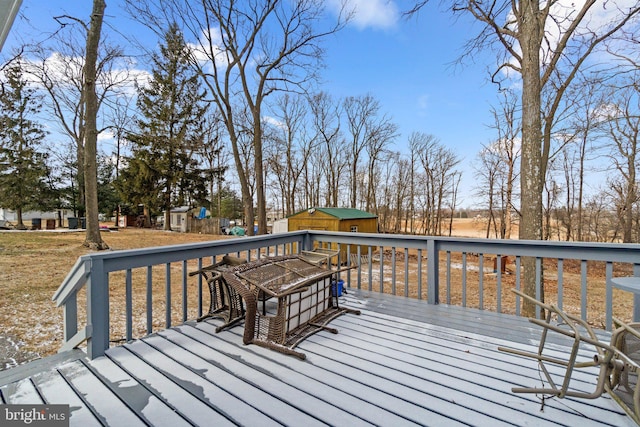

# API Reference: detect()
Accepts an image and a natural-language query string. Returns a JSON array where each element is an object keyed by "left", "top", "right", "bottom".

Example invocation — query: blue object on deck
[
  {"left": 198, "top": 207, "right": 206, "bottom": 219},
  {"left": 331, "top": 279, "right": 344, "bottom": 297}
]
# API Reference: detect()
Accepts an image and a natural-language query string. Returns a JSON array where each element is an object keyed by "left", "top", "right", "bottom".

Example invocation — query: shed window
[{"left": 350, "top": 225, "right": 358, "bottom": 232}]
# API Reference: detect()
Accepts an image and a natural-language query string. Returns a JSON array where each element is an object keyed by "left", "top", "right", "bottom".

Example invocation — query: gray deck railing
[{"left": 53, "top": 230, "right": 640, "bottom": 359}]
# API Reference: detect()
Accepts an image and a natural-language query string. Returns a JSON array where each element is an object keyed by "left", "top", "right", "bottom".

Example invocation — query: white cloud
[
  {"left": 327, "top": 0, "right": 400, "bottom": 30},
  {"left": 263, "top": 115, "right": 285, "bottom": 130},
  {"left": 191, "top": 26, "right": 229, "bottom": 67}
]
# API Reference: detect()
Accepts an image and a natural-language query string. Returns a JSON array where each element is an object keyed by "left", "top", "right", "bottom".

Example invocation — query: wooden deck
[{"left": 0, "top": 289, "right": 634, "bottom": 426}]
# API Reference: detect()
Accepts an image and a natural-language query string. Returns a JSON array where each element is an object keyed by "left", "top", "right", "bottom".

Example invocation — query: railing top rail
[
  {"left": 52, "top": 230, "right": 640, "bottom": 308},
  {"left": 308, "top": 231, "right": 640, "bottom": 263},
  {"left": 52, "top": 231, "right": 309, "bottom": 305},
  {"left": 78, "top": 231, "right": 307, "bottom": 271},
  {"left": 52, "top": 255, "right": 92, "bottom": 306}
]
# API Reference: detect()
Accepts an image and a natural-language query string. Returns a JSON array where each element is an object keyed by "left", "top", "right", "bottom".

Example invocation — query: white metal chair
[{"left": 499, "top": 289, "right": 640, "bottom": 425}]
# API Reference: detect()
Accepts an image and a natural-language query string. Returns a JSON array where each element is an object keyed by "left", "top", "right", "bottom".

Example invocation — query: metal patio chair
[
  {"left": 499, "top": 289, "right": 640, "bottom": 425},
  {"left": 189, "top": 255, "right": 247, "bottom": 332}
]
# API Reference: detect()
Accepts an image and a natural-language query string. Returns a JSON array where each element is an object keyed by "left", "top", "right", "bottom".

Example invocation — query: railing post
[
  {"left": 301, "top": 231, "right": 313, "bottom": 252},
  {"left": 635, "top": 264, "right": 640, "bottom": 321},
  {"left": 63, "top": 294, "right": 78, "bottom": 344},
  {"left": 427, "top": 239, "right": 439, "bottom": 305},
  {"left": 86, "top": 258, "right": 109, "bottom": 359}
]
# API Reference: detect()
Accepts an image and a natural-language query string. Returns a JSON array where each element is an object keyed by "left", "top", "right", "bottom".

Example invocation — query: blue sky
[
  {"left": 322, "top": 2, "right": 497, "bottom": 155},
  {"left": 3, "top": 0, "right": 502, "bottom": 206}
]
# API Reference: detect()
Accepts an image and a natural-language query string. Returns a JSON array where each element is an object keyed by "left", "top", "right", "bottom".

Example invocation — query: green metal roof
[{"left": 291, "top": 207, "right": 377, "bottom": 220}]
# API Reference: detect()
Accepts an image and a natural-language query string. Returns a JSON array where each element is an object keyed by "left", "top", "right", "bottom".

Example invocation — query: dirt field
[{"left": 0, "top": 219, "right": 633, "bottom": 371}]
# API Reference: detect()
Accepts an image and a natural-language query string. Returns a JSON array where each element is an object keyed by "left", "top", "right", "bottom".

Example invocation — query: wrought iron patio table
[{"left": 221, "top": 255, "right": 360, "bottom": 359}]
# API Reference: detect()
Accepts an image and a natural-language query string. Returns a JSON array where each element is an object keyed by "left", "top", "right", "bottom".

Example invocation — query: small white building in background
[
  {"left": 0, "top": 208, "right": 75, "bottom": 225},
  {"left": 272, "top": 218, "right": 288, "bottom": 234},
  {"left": 169, "top": 206, "right": 190, "bottom": 232}
]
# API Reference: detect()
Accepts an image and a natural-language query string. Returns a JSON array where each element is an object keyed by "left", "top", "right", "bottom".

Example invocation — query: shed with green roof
[{"left": 288, "top": 207, "right": 378, "bottom": 234}]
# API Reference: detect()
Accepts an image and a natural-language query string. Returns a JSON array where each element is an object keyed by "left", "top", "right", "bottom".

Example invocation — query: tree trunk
[
  {"left": 518, "top": 1, "right": 545, "bottom": 316},
  {"left": 254, "top": 115, "right": 266, "bottom": 235},
  {"left": 82, "top": 0, "right": 108, "bottom": 250},
  {"left": 15, "top": 207, "right": 26, "bottom": 230}
]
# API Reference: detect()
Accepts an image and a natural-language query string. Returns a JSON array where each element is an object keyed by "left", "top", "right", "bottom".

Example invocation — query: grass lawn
[{"left": 0, "top": 228, "right": 230, "bottom": 369}]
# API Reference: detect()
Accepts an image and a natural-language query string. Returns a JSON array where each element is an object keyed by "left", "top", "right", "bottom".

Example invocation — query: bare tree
[
  {"left": 342, "top": 94, "right": 397, "bottom": 210},
  {"left": 308, "top": 92, "right": 346, "bottom": 207},
  {"left": 376, "top": 152, "right": 400, "bottom": 232},
  {"left": 105, "top": 91, "right": 135, "bottom": 228},
  {"left": 392, "top": 156, "right": 412, "bottom": 233},
  {"left": 603, "top": 83, "right": 640, "bottom": 243},
  {"left": 198, "top": 115, "right": 228, "bottom": 218},
  {"left": 364, "top": 110, "right": 398, "bottom": 213},
  {"left": 127, "top": 0, "right": 349, "bottom": 234},
  {"left": 476, "top": 90, "right": 521, "bottom": 239},
  {"left": 26, "top": 13, "right": 128, "bottom": 220},
  {"left": 552, "top": 76, "right": 605, "bottom": 241},
  {"left": 408, "top": 1, "right": 640, "bottom": 315},
  {"left": 410, "top": 132, "right": 461, "bottom": 236},
  {"left": 266, "top": 93, "right": 314, "bottom": 216},
  {"left": 474, "top": 143, "right": 502, "bottom": 238},
  {"left": 82, "top": 0, "right": 108, "bottom": 249}
]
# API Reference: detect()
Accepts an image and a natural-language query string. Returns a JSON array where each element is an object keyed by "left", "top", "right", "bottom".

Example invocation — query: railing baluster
[
  {"left": 496, "top": 254, "right": 502, "bottom": 313},
  {"left": 478, "top": 254, "right": 484, "bottom": 310},
  {"left": 515, "top": 256, "right": 521, "bottom": 316},
  {"left": 404, "top": 248, "right": 409, "bottom": 297},
  {"left": 367, "top": 246, "right": 373, "bottom": 291},
  {"left": 379, "top": 245, "right": 384, "bottom": 293},
  {"left": 535, "top": 257, "right": 542, "bottom": 318},
  {"left": 146, "top": 266, "right": 153, "bottom": 334},
  {"left": 462, "top": 252, "right": 467, "bottom": 307},
  {"left": 182, "top": 260, "right": 188, "bottom": 323},
  {"left": 557, "top": 258, "right": 563, "bottom": 312},
  {"left": 446, "top": 251, "right": 451, "bottom": 305},
  {"left": 581, "top": 260, "right": 588, "bottom": 322},
  {"left": 347, "top": 245, "right": 353, "bottom": 289},
  {"left": 196, "top": 258, "right": 203, "bottom": 319},
  {"left": 417, "top": 248, "right": 423, "bottom": 300},
  {"left": 606, "top": 261, "right": 613, "bottom": 330},
  {"left": 391, "top": 247, "right": 397, "bottom": 295},
  {"left": 125, "top": 269, "right": 132, "bottom": 342},
  {"left": 357, "top": 245, "right": 362, "bottom": 289},
  {"left": 165, "top": 262, "right": 171, "bottom": 328},
  {"left": 426, "top": 239, "right": 438, "bottom": 305}
]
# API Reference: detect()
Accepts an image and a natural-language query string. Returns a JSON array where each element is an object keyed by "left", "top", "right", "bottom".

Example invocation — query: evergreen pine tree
[
  {"left": 0, "top": 59, "right": 50, "bottom": 229},
  {"left": 122, "top": 23, "right": 208, "bottom": 230}
]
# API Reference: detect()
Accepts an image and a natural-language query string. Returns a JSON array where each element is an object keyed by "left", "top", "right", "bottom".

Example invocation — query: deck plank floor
[{"left": 0, "top": 289, "right": 634, "bottom": 426}]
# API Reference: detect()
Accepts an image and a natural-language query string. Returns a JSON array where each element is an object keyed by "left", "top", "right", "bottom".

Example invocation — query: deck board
[
  {"left": 106, "top": 345, "right": 236, "bottom": 426},
  {"left": 190, "top": 322, "right": 455, "bottom": 426},
  {"left": 87, "top": 356, "right": 191, "bottom": 426},
  {"left": 0, "top": 290, "right": 635, "bottom": 426},
  {"left": 58, "top": 360, "right": 148, "bottom": 427},
  {"left": 342, "top": 289, "right": 612, "bottom": 345},
  {"left": 29, "top": 368, "right": 101, "bottom": 425},
  {"left": 311, "top": 313, "right": 620, "bottom": 423}
]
